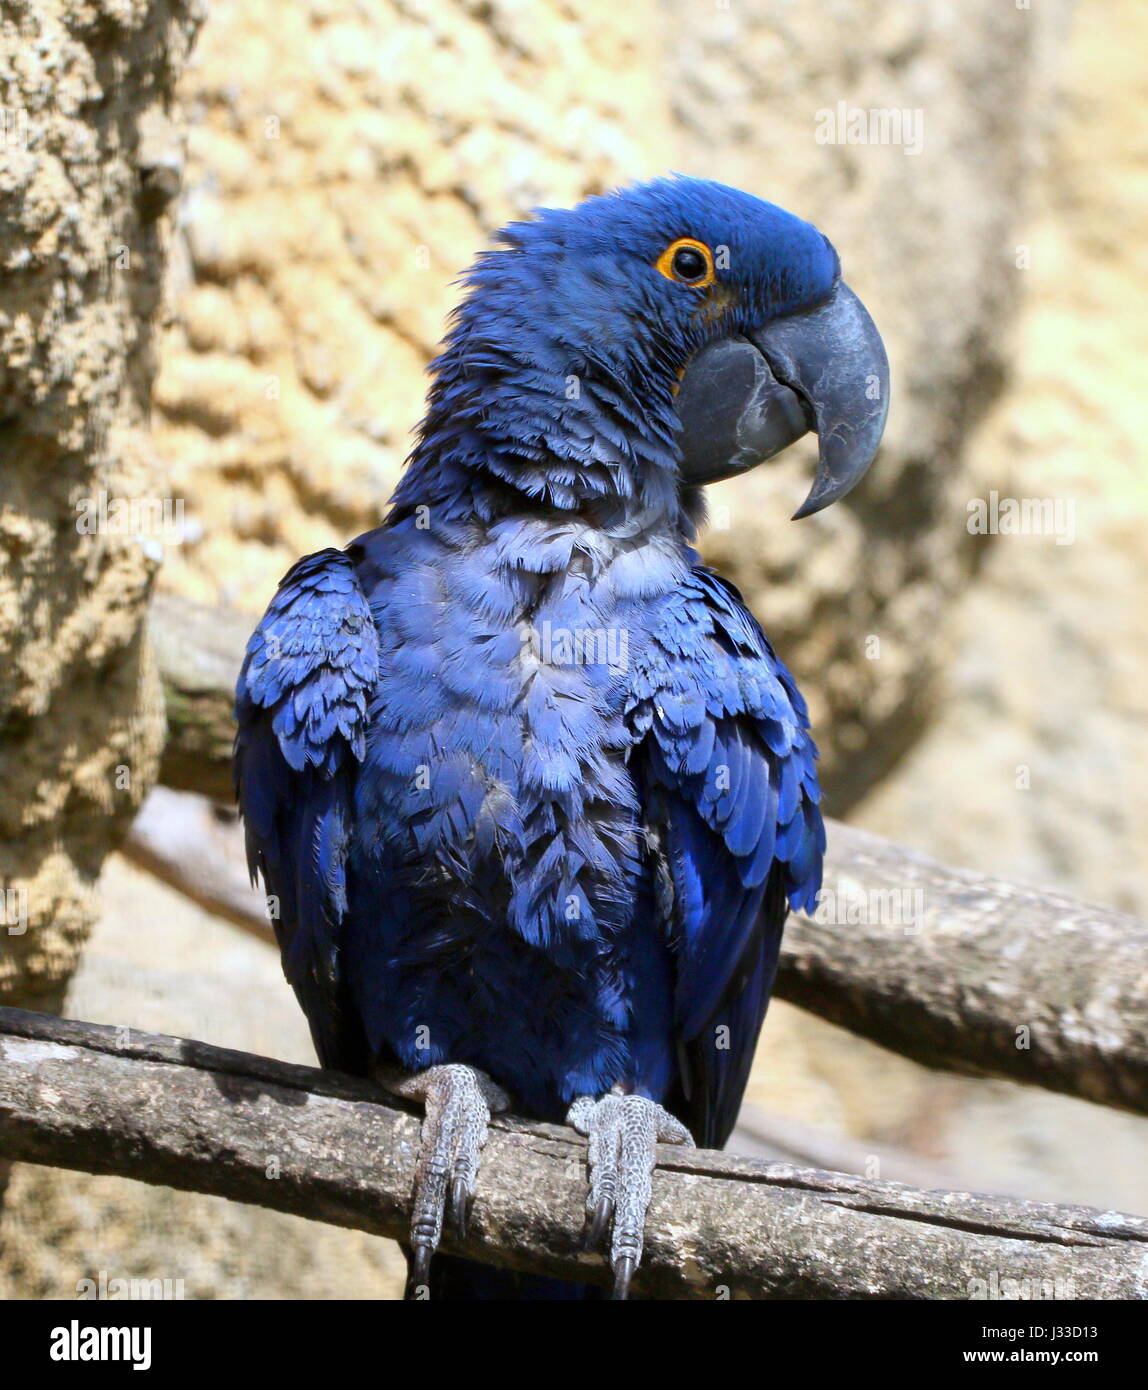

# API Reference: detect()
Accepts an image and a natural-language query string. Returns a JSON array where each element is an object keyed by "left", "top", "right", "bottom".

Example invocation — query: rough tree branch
[
  {"left": 150, "top": 591, "right": 252, "bottom": 805},
  {"left": 779, "top": 825, "right": 1148, "bottom": 1117},
  {"left": 2, "top": 1007, "right": 1146, "bottom": 1299}
]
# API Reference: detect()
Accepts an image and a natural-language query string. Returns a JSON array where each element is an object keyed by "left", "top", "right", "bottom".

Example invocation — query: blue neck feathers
[{"left": 389, "top": 243, "right": 702, "bottom": 540}]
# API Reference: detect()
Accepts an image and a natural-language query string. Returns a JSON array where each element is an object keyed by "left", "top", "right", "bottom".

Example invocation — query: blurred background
[{"left": 1, "top": 0, "right": 1144, "bottom": 1297}]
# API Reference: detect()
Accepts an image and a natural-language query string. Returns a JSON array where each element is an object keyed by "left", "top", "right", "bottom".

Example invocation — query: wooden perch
[
  {"left": 2, "top": 1007, "right": 1146, "bottom": 1300},
  {"left": 124, "top": 786, "right": 265, "bottom": 939},
  {"left": 779, "top": 824, "right": 1148, "bottom": 1118},
  {"left": 150, "top": 591, "right": 251, "bottom": 804}
]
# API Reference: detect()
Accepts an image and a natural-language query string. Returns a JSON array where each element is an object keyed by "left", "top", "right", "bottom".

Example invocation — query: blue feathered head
[
  {"left": 456, "top": 178, "right": 840, "bottom": 369},
  {"left": 399, "top": 176, "right": 887, "bottom": 522}
]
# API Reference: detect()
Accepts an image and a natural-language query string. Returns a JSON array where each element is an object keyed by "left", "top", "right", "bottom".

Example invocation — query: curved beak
[{"left": 675, "top": 282, "right": 889, "bottom": 518}]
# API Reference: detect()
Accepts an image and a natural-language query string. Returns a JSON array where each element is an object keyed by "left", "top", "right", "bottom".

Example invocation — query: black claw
[
  {"left": 405, "top": 1242, "right": 434, "bottom": 1300},
  {"left": 612, "top": 1254, "right": 636, "bottom": 1301},
  {"left": 585, "top": 1195, "right": 613, "bottom": 1250},
  {"left": 450, "top": 1176, "right": 471, "bottom": 1239}
]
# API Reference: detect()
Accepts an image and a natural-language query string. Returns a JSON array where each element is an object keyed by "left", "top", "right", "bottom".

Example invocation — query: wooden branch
[
  {"left": 780, "top": 823, "right": 1148, "bottom": 1117},
  {"left": 147, "top": 592, "right": 1148, "bottom": 1114},
  {"left": 150, "top": 591, "right": 250, "bottom": 804},
  {"left": 124, "top": 786, "right": 270, "bottom": 944},
  {"left": 2, "top": 1008, "right": 1146, "bottom": 1299}
]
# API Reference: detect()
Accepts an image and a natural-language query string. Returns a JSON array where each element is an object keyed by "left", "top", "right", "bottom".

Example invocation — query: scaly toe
[
  {"left": 381, "top": 1063, "right": 509, "bottom": 1299},
  {"left": 567, "top": 1091, "right": 693, "bottom": 1297}
]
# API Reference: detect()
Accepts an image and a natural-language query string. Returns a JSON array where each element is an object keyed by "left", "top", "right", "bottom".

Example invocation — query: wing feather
[
  {"left": 632, "top": 567, "right": 824, "bottom": 1146},
  {"left": 234, "top": 548, "right": 380, "bottom": 1072}
]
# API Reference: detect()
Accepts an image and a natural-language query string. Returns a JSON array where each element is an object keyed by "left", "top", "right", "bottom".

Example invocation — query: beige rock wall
[
  {"left": 153, "top": 0, "right": 672, "bottom": 609},
  {"left": 0, "top": 0, "right": 201, "bottom": 1014}
]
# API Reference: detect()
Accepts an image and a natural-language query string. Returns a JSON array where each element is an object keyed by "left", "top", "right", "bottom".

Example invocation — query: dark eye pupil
[{"left": 672, "top": 246, "right": 707, "bottom": 282}]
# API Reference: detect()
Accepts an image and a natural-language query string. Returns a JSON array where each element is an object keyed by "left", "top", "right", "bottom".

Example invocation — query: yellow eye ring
[{"left": 656, "top": 237, "right": 717, "bottom": 288}]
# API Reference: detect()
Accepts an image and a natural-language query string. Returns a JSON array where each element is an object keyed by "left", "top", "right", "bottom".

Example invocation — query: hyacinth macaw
[{"left": 235, "top": 177, "right": 888, "bottom": 1300}]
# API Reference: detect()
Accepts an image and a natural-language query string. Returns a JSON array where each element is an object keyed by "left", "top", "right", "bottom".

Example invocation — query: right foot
[
  {"left": 383, "top": 1063, "right": 509, "bottom": 1297},
  {"left": 567, "top": 1091, "right": 693, "bottom": 1299}
]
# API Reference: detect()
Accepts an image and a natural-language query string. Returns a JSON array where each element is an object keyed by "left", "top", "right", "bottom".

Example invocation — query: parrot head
[{"left": 417, "top": 176, "right": 888, "bottom": 520}]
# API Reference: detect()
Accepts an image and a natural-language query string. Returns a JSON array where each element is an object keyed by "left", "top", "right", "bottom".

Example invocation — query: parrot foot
[
  {"left": 566, "top": 1090, "right": 693, "bottom": 1300},
  {"left": 384, "top": 1063, "right": 509, "bottom": 1299}
]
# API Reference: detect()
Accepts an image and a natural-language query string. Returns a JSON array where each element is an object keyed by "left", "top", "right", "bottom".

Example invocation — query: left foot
[
  {"left": 384, "top": 1063, "right": 509, "bottom": 1297},
  {"left": 567, "top": 1091, "right": 693, "bottom": 1299}
]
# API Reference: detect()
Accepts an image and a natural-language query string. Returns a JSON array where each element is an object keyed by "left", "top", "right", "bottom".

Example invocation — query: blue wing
[
  {"left": 630, "top": 566, "right": 824, "bottom": 1147},
  {"left": 234, "top": 547, "right": 380, "bottom": 1072}
]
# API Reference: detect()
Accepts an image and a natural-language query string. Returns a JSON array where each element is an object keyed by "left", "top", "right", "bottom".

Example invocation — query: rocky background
[
  {"left": 2, "top": 0, "right": 1145, "bottom": 1298},
  {"left": 0, "top": 0, "right": 201, "bottom": 1017}
]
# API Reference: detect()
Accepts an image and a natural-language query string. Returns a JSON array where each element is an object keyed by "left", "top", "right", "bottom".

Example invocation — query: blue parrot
[{"left": 234, "top": 177, "right": 888, "bottom": 1300}]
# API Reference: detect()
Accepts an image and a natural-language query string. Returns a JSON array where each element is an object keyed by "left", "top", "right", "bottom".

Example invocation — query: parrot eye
[{"left": 656, "top": 238, "right": 716, "bottom": 288}]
